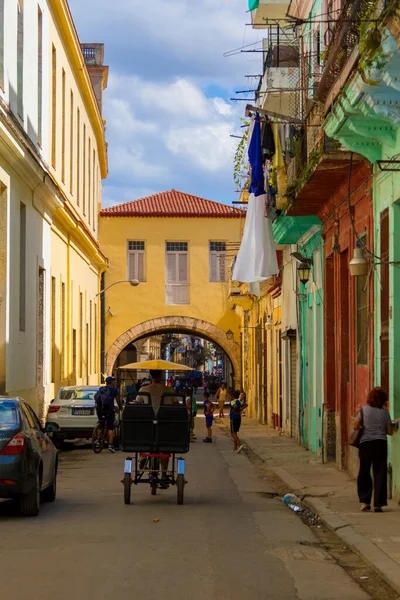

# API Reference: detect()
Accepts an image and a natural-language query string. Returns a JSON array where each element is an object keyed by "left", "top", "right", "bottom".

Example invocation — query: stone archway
[{"left": 105, "top": 316, "right": 241, "bottom": 385}]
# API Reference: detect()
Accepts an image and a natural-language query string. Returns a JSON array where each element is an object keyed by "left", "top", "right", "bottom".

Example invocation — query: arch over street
[{"left": 105, "top": 316, "right": 241, "bottom": 385}]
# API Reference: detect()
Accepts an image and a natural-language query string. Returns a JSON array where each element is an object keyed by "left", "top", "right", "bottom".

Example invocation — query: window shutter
[
  {"left": 178, "top": 253, "right": 188, "bottom": 283},
  {"left": 166, "top": 253, "right": 177, "bottom": 283},
  {"left": 137, "top": 253, "right": 145, "bottom": 282},
  {"left": 209, "top": 253, "right": 218, "bottom": 282},
  {"left": 128, "top": 253, "right": 137, "bottom": 280},
  {"left": 217, "top": 253, "right": 226, "bottom": 282}
]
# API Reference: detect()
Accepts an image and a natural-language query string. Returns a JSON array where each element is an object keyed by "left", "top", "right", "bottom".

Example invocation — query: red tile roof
[{"left": 100, "top": 190, "right": 245, "bottom": 218}]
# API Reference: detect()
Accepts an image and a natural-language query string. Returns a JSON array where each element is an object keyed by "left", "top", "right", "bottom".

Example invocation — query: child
[
  {"left": 230, "top": 390, "right": 244, "bottom": 453},
  {"left": 203, "top": 391, "right": 214, "bottom": 444}
]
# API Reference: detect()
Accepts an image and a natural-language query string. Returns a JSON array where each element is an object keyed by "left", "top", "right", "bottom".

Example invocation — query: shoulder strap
[{"left": 360, "top": 406, "right": 364, "bottom": 425}]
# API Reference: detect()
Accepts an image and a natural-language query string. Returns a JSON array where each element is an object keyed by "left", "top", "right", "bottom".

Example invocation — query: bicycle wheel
[
  {"left": 123, "top": 473, "right": 131, "bottom": 505},
  {"left": 177, "top": 474, "right": 185, "bottom": 505},
  {"left": 92, "top": 424, "right": 104, "bottom": 453}
]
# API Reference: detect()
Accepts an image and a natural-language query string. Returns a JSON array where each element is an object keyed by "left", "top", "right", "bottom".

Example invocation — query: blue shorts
[
  {"left": 97, "top": 410, "right": 114, "bottom": 431},
  {"left": 205, "top": 414, "right": 213, "bottom": 428}
]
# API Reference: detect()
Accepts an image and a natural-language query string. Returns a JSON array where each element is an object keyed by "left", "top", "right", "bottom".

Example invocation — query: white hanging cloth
[{"left": 232, "top": 193, "right": 278, "bottom": 284}]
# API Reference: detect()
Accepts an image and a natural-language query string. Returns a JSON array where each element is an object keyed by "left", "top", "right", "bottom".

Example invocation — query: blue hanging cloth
[
  {"left": 248, "top": 113, "right": 266, "bottom": 198},
  {"left": 248, "top": 0, "right": 259, "bottom": 9}
]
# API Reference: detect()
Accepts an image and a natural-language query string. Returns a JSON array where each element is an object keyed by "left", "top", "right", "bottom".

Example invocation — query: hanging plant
[{"left": 233, "top": 119, "right": 250, "bottom": 189}]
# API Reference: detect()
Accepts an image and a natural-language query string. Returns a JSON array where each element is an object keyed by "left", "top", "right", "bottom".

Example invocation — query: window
[
  {"left": 72, "top": 328, "right": 77, "bottom": 379},
  {"left": 61, "top": 69, "right": 66, "bottom": 182},
  {"left": 83, "top": 124, "right": 86, "bottom": 215},
  {"left": 0, "top": 0, "right": 4, "bottom": 89},
  {"left": 356, "top": 274, "right": 368, "bottom": 366},
  {"left": 76, "top": 108, "right": 80, "bottom": 204},
  {"left": 51, "top": 45, "right": 56, "bottom": 167},
  {"left": 61, "top": 282, "right": 65, "bottom": 380},
  {"left": 165, "top": 242, "right": 189, "bottom": 305},
  {"left": 51, "top": 276, "right": 56, "bottom": 383},
  {"left": 20, "top": 403, "right": 35, "bottom": 429},
  {"left": 17, "top": 1, "right": 24, "bottom": 118},
  {"left": 19, "top": 202, "right": 26, "bottom": 331},
  {"left": 88, "top": 138, "right": 91, "bottom": 224},
  {"left": 209, "top": 241, "right": 226, "bottom": 282},
  {"left": 26, "top": 404, "right": 41, "bottom": 430},
  {"left": 127, "top": 241, "right": 145, "bottom": 281},
  {"left": 79, "top": 292, "right": 83, "bottom": 378},
  {"left": 69, "top": 91, "right": 74, "bottom": 193},
  {"left": 37, "top": 6, "right": 42, "bottom": 145}
]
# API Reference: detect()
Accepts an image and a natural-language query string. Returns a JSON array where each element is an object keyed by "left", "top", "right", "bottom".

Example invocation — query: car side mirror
[{"left": 44, "top": 422, "right": 60, "bottom": 433}]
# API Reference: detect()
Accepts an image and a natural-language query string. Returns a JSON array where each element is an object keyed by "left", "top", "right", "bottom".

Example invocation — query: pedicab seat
[
  {"left": 121, "top": 393, "right": 155, "bottom": 452},
  {"left": 155, "top": 400, "right": 190, "bottom": 454}
]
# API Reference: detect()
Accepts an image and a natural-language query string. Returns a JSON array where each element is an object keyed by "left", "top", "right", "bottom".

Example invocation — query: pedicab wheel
[
  {"left": 123, "top": 473, "right": 132, "bottom": 505},
  {"left": 177, "top": 474, "right": 185, "bottom": 505}
]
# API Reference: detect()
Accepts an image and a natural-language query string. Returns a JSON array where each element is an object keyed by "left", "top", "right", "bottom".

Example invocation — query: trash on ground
[
  {"left": 359, "top": 577, "right": 369, "bottom": 580},
  {"left": 288, "top": 503, "right": 303, "bottom": 513},
  {"left": 152, "top": 518, "right": 160, "bottom": 523},
  {"left": 283, "top": 493, "right": 299, "bottom": 505}
]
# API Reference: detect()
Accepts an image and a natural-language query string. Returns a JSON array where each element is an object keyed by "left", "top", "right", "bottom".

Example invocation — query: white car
[{"left": 46, "top": 386, "right": 101, "bottom": 444}]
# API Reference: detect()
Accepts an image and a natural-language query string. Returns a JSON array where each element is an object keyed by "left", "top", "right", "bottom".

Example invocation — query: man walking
[
  {"left": 94, "top": 376, "right": 121, "bottom": 453},
  {"left": 230, "top": 391, "right": 244, "bottom": 453}
]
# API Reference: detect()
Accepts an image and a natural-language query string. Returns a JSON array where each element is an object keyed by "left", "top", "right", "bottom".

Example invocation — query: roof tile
[{"left": 100, "top": 190, "right": 245, "bottom": 218}]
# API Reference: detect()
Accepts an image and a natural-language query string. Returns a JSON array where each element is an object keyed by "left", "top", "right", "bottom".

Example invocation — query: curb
[{"left": 233, "top": 430, "right": 400, "bottom": 595}]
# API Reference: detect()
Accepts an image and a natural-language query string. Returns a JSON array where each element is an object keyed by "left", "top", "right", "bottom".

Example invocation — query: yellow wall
[
  {"left": 48, "top": 2, "right": 106, "bottom": 238},
  {"left": 46, "top": 2, "right": 107, "bottom": 402},
  {"left": 100, "top": 215, "right": 243, "bottom": 368}
]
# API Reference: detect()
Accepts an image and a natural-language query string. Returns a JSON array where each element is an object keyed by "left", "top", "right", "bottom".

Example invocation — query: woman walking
[{"left": 354, "top": 387, "right": 393, "bottom": 512}]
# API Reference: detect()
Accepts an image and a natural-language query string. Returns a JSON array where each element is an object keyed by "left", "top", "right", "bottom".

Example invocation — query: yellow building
[
  {"left": 47, "top": 9, "right": 108, "bottom": 411},
  {"left": 99, "top": 190, "right": 244, "bottom": 386},
  {"left": 0, "top": 0, "right": 107, "bottom": 419}
]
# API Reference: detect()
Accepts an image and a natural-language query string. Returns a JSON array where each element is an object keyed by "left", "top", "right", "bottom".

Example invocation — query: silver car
[{"left": 46, "top": 386, "right": 101, "bottom": 444}]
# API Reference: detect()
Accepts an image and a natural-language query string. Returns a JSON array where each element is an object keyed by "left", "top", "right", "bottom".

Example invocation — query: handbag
[{"left": 349, "top": 407, "right": 364, "bottom": 448}]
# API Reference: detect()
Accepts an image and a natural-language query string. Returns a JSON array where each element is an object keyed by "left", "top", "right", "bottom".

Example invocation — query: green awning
[{"left": 248, "top": 0, "right": 259, "bottom": 10}]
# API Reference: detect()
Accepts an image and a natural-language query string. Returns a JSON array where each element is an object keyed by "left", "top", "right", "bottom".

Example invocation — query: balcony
[
  {"left": 256, "top": 29, "right": 301, "bottom": 119},
  {"left": 249, "top": 0, "right": 290, "bottom": 29},
  {"left": 284, "top": 106, "right": 364, "bottom": 217},
  {"left": 317, "top": 0, "right": 379, "bottom": 102}
]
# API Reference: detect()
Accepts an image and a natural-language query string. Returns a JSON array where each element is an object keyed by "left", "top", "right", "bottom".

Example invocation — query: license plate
[{"left": 72, "top": 408, "right": 93, "bottom": 416}]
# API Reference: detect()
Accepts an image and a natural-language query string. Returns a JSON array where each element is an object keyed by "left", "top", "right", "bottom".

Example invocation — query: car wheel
[
  {"left": 42, "top": 461, "right": 57, "bottom": 503},
  {"left": 20, "top": 471, "right": 41, "bottom": 517}
]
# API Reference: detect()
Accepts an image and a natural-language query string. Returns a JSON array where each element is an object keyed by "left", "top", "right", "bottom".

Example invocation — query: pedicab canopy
[{"left": 117, "top": 359, "right": 194, "bottom": 372}]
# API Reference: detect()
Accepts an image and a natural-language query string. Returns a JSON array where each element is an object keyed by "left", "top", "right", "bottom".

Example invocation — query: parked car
[
  {"left": 47, "top": 386, "right": 101, "bottom": 444},
  {"left": 0, "top": 397, "right": 59, "bottom": 516}
]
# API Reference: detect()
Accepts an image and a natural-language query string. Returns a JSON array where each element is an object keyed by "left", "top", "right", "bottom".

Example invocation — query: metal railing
[{"left": 317, "top": 0, "right": 379, "bottom": 101}]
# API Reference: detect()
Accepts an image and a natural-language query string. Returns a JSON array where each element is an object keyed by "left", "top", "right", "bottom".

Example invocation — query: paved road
[{"left": 0, "top": 425, "right": 370, "bottom": 600}]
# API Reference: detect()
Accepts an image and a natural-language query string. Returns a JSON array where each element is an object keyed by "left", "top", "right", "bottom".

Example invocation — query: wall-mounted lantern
[{"left": 265, "top": 315, "right": 273, "bottom": 330}]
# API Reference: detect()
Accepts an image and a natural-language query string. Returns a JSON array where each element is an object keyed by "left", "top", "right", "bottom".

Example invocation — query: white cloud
[{"left": 67, "top": 0, "right": 259, "bottom": 205}]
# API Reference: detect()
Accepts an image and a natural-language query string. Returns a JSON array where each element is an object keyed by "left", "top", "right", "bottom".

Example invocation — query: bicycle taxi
[{"left": 118, "top": 360, "right": 193, "bottom": 505}]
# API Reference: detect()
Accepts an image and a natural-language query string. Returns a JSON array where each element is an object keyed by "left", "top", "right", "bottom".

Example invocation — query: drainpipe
[{"left": 100, "top": 272, "right": 105, "bottom": 382}]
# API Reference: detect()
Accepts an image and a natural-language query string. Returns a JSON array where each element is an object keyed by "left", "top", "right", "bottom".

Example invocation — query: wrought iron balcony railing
[{"left": 317, "top": 0, "right": 379, "bottom": 102}]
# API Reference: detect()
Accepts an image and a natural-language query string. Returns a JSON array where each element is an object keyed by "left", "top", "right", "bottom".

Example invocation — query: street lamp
[
  {"left": 226, "top": 329, "right": 234, "bottom": 341},
  {"left": 298, "top": 261, "right": 312, "bottom": 285},
  {"left": 349, "top": 242, "right": 368, "bottom": 277},
  {"left": 265, "top": 315, "right": 273, "bottom": 330},
  {"left": 96, "top": 279, "right": 140, "bottom": 297}
]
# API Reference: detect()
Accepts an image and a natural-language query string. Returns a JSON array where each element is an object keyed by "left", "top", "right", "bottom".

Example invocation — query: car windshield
[
  {"left": 59, "top": 389, "right": 98, "bottom": 400},
  {"left": 0, "top": 401, "right": 19, "bottom": 425}
]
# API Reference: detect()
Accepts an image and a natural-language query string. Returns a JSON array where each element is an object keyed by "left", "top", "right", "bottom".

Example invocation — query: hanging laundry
[
  {"left": 233, "top": 113, "right": 279, "bottom": 284},
  {"left": 272, "top": 123, "right": 287, "bottom": 210},
  {"left": 261, "top": 120, "right": 276, "bottom": 161}
]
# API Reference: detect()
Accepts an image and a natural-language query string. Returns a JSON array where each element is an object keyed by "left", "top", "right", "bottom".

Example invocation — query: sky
[{"left": 68, "top": 0, "right": 260, "bottom": 207}]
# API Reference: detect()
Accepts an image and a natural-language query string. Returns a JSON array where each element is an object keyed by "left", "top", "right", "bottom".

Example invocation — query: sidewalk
[{"left": 216, "top": 416, "right": 400, "bottom": 594}]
